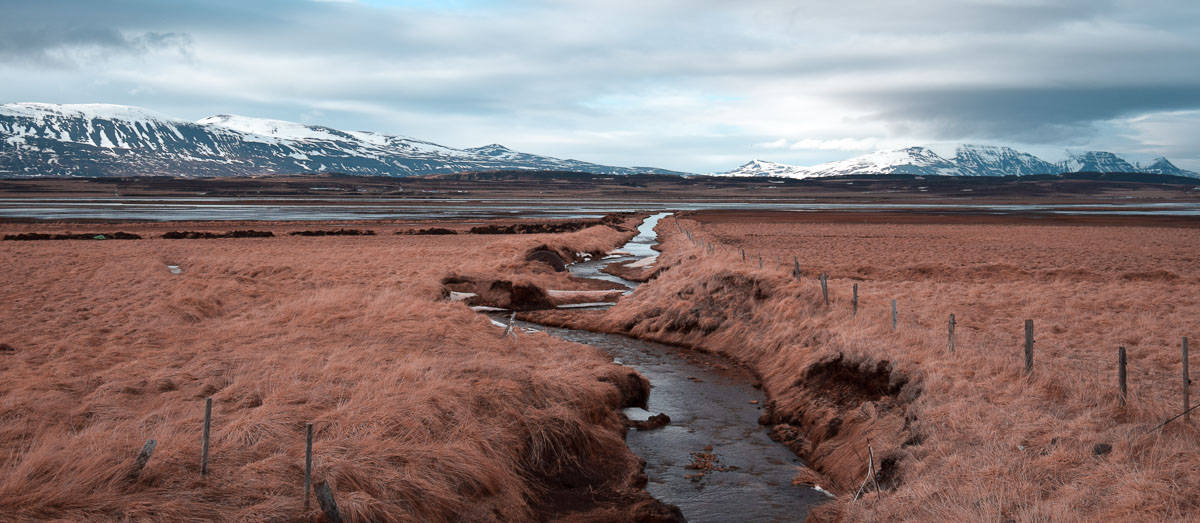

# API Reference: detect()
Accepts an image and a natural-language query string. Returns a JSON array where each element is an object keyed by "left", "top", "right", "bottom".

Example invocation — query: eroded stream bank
[
  {"left": 494, "top": 212, "right": 829, "bottom": 521},
  {"left": 503, "top": 317, "right": 830, "bottom": 521}
]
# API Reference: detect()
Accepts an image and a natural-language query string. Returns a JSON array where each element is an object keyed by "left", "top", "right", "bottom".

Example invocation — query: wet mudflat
[{"left": 6, "top": 197, "right": 1200, "bottom": 221}]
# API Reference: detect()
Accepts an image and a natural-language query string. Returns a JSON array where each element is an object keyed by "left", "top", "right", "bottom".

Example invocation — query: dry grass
[
  {"left": 593, "top": 212, "right": 1200, "bottom": 521},
  {"left": 0, "top": 221, "right": 650, "bottom": 521}
]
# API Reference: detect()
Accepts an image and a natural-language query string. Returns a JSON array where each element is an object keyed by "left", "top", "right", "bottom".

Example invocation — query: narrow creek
[{"left": 495, "top": 213, "right": 829, "bottom": 521}]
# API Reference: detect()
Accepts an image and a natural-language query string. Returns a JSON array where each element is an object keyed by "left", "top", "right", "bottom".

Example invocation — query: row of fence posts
[
  {"left": 130, "top": 402, "right": 343, "bottom": 521},
  {"left": 673, "top": 216, "right": 1194, "bottom": 428}
]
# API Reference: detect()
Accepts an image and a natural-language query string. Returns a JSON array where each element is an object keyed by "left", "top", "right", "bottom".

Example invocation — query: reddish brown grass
[
  {"left": 589, "top": 211, "right": 1200, "bottom": 521},
  {"left": 0, "top": 220, "right": 655, "bottom": 520}
]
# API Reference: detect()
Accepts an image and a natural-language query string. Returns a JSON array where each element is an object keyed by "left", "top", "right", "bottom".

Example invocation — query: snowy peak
[
  {"left": 1139, "top": 157, "right": 1195, "bottom": 176},
  {"left": 465, "top": 144, "right": 521, "bottom": 159},
  {"left": 1062, "top": 151, "right": 1136, "bottom": 174},
  {"left": 724, "top": 144, "right": 1197, "bottom": 179},
  {"left": 467, "top": 144, "right": 512, "bottom": 153},
  {"left": 953, "top": 144, "right": 1059, "bottom": 177},
  {"left": 800, "top": 146, "right": 960, "bottom": 178},
  {"left": 725, "top": 159, "right": 802, "bottom": 177}
]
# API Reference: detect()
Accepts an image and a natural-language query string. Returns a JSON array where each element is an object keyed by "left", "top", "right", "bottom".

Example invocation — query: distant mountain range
[
  {"left": 0, "top": 103, "right": 684, "bottom": 177},
  {"left": 2, "top": 103, "right": 1195, "bottom": 181},
  {"left": 724, "top": 145, "right": 1197, "bottom": 179}
]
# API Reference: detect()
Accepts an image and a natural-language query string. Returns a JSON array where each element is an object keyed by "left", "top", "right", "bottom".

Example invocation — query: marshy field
[{"left": 2, "top": 195, "right": 1199, "bottom": 521}]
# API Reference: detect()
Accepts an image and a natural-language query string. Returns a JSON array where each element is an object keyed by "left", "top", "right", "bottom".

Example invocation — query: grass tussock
[
  {"left": 590, "top": 212, "right": 1200, "bottom": 521},
  {"left": 0, "top": 220, "right": 658, "bottom": 521}
]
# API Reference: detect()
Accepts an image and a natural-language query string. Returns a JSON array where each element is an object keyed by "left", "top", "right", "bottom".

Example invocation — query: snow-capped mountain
[
  {"left": 953, "top": 145, "right": 1060, "bottom": 177},
  {"left": 724, "top": 159, "right": 801, "bottom": 178},
  {"left": 727, "top": 146, "right": 959, "bottom": 178},
  {"left": 726, "top": 147, "right": 956, "bottom": 178},
  {"left": 724, "top": 144, "right": 1197, "bottom": 179},
  {"left": 0, "top": 103, "right": 684, "bottom": 177},
  {"left": 1059, "top": 151, "right": 1136, "bottom": 174},
  {"left": 806, "top": 146, "right": 960, "bottom": 177},
  {"left": 1138, "top": 157, "right": 1193, "bottom": 176}
]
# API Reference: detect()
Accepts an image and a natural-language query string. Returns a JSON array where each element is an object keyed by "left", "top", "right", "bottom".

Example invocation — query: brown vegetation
[
  {"left": 162, "top": 230, "right": 275, "bottom": 239},
  {"left": 4, "top": 231, "right": 142, "bottom": 241},
  {"left": 551, "top": 210, "right": 1200, "bottom": 520},
  {"left": 0, "top": 217, "right": 677, "bottom": 520},
  {"left": 398, "top": 227, "right": 457, "bottom": 235},
  {"left": 288, "top": 229, "right": 375, "bottom": 237}
]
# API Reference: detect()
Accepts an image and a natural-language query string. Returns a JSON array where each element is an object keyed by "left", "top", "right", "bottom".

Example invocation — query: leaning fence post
[
  {"left": 201, "top": 397, "right": 212, "bottom": 476},
  {"left": 304, "top": 423, "right": 314, "bottom": 511},
  {"left": 1119, "top": 346, "right": 1128, "bottom": 406},
  {"left": 315, "top": 481, "right": 344, "bottom": 523},
  {"left": 1024, "top": 320, "right": 1034, "bottom": 373},
  {"left": 948, "top": 314, "right": 956, "bottom": 353},
  {"left": 891, "top": 300, "right": 897, "bottom": 331},
  {"left": 820, "top": 274, "right": 829, "bottom": 306},
  {"left": 852, "top": 284, "right": 858, "bottom": 317},
  {"left": 793, "top": 257, "right": 801, "bottom": 278},
  {"left": 1185, "top": 337, "right": 1191, "bottom": 424}
]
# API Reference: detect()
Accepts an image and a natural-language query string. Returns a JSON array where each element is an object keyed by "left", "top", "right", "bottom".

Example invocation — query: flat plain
[{"left": 3, "top": 175, "right": 1200, "bottom": 521}]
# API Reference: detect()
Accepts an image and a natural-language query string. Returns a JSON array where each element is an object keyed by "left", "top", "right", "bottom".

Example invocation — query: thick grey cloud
[
  {"left": 0, "top": 0, "right": 1198, "bottom": 172},
  {"left": 845, "top": 85, "right": 1200, "bottom": 145}
]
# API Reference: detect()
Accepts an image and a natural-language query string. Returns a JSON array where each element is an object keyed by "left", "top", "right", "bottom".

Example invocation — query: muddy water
[{"left": 505, "top": 212, "right": 829, "bottom": 521}]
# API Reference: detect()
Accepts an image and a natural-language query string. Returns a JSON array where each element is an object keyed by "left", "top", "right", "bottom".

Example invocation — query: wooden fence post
[
  {"left": 741, "top": 248, "right": 745, "bottom": 262},
  {"left": 132, "top": 439, "right": 156, "bottom": 478},
  {"left": 1024, "top": 320, "right": 1034, "bottom": 373},
  {"left": 1183, "top": 337, "right": 1190, "bottom": 423},
  {"left": 852, "top": 284, "right": 858, "bottom": 317},
  {"left": 201, "top": 397, "right": 212, "bottom": 476},
  {"left": 793, "top": 257, "right": 801, "bottom": 279},
  {"left": 1118, "top": 346, "right": 1128, "bottom": 406},
  {"left": 948, "top": 314, "right": 956, "bottom": 353},
  {"left": 820, "top": 274, "right": 829, "bottom": 306},
  {"left": 304, "top": 423, "right": 314, "bottom": 511},
  {"left": 315, "top": 481, "right": 344, "bottom": 523},
  {"left": 758, "top": 255, "right": 763, "bottom": 269},
  {"left": 891, "top": 300, "right": 897, "bottom": 331}
]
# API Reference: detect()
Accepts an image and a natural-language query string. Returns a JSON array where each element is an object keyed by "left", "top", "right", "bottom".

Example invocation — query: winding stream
[{"left": 498, "top": 212, "right": 828, "bottom": 521}]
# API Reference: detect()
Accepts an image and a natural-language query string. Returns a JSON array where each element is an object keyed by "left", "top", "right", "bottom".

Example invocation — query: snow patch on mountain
[
  {"left": 197, "top": 114, "right": 344, "bottom": 143},
  {"left": 0, "top": 103, "right": 177, "bottom": 124}
]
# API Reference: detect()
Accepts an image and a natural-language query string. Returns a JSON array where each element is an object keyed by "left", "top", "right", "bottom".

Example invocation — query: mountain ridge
[
  {"left": 725, "top": 144, "right": 1198, "bottom": 179},
  {"left": 0, "top": 103, "right": 686, "bottom": 177}
]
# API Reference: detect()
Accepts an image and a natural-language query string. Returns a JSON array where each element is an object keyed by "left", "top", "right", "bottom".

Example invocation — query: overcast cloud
[{"left": 1, "top": 0, "right": 1197, "bottom": 172}]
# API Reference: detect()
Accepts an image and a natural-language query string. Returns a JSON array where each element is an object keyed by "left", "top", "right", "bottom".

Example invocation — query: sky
[{"left": 1, "top": 0, "right": 1198, "bottom": 173}]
